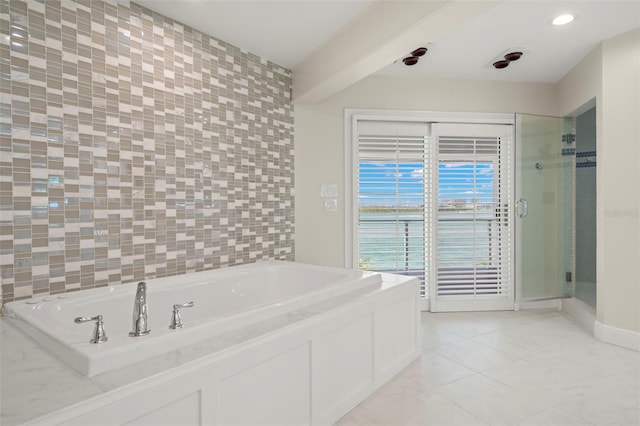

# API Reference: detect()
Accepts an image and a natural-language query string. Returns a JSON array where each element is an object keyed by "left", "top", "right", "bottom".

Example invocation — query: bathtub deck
[
  {"left": 0, "top": 274, "right": 416, "bottom": 425},
  {"left": 0, "top": 320, "right": 103, "bottom": 425}
]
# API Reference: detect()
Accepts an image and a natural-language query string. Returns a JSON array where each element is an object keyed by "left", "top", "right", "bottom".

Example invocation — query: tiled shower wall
[
  {"left": 574, "top": 107, "right": 596, "bottom": 309},
  {"left": 0, "top": 0, "right": 295, "bottom": 304}
]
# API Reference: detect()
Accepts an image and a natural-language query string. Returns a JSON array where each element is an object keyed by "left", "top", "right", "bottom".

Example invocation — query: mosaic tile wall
[
  {"left": 574, "top": 107, "right": 597, "bottom": 309},
  {"left": 0, "top": 0, "right": 295, "bottom": 304}
]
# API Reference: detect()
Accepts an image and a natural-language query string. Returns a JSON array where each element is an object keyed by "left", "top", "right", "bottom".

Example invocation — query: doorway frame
[
  {"left": 513, "top": 113, "right": 576, "bottom": 310},
  {"left": 344, "top": 109, "right": 515, "bottom": 312}
]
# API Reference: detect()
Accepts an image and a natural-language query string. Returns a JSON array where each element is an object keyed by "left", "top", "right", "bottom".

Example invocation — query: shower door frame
[{"left": 514, "top": 113, "right": 575, "bottom": 307}]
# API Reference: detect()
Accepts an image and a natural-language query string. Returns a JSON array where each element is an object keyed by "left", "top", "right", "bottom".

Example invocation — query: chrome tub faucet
[
  {"left": 169, "top": 301, "right": 195, "bottom": 329},
  {"left": 129, "top": 282, "right": 151, "bottom": 337},
  {"left": 75, "top": 315, "right": 108, "bottom": 343}
]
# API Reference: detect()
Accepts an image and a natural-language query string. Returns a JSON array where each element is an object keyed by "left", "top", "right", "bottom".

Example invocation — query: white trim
[
  {"left": 344, "top": 109, "right": 516, "bottom": 270},
  {"left": 432, "top": 297, "right": 514, "bottom": 312},
  {"left": 419, "top": 297, "right": 430, "bottom": 312},
  {"left": 514, "top": 114, "right": 524, "bottom": 305},
  {"left": 345, "top": 109, "right": 517, "bottom": 312},
  {"left": 594, "top": 320, "right": 640, "bottom": 352},
  {"left": 515, "top": 299, "right": 561, "bottom": 311},
  {"left": 561, "top": 297, "right": 595, "bottom": 333},
  {"left": 345, "top": 109, "right": 516, "bottom": 125},
  {"left": 344, "top": 110, "right": 356, "bottom": 268},
  {"left": 429, "top": 122, "right": 515, "bottom": 312},
  {"left": 561, "top": 298, "right": 640, "bottom": 352}
]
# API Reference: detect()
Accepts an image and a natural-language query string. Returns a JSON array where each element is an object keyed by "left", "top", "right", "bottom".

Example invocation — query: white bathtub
[{"left": 3, "top": 260, "right": 382, "bottom": 377}]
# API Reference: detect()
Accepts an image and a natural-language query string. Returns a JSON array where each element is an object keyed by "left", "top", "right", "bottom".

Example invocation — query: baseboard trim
[
  {"left": 561, "top": 298, "right": 639, "bottom": 351},
  {"left": 420, "top": 297, "right": 430, "bottom": 312},
  {"left": 515, "top": 299, "right": 561, "bottom": 311},
  {"left": 594, "top": 320, "right": 640, "bottom": 352},
  {"left": 561, "top": 298, "right": 595, "bottom": 333}
]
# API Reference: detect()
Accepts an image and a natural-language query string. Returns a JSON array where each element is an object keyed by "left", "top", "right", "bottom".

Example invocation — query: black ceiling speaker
[{"left": 493, "top": 60, "right": 510, "bottom": 69}]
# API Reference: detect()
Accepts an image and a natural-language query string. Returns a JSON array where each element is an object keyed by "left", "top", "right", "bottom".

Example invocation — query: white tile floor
[{"left": 337, "top": 309, "right": 640, "bottom": 426}]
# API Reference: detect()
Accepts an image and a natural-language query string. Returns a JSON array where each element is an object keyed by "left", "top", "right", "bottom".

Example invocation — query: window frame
[{"left": 345, "top": 109, "right": 515, "bottom": 309}]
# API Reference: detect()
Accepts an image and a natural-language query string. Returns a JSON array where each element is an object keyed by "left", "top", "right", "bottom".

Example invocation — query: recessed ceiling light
[
  {"left": 411, "top": 47, "right": 428, "bottom": 57},
  {"left": 552, "top": 14, "right": 574, "bottom": 26},
  {"left": 504, "top": 51, "right": 523, "bottom": 62},
  {"left": 403, "top": 56, "right": 419, "bottom": 66}
]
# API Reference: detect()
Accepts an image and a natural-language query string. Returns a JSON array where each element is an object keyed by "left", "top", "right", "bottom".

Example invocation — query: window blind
[
  {"left": 435, "top": 135, "right": 512, "bottom": 299},
  {"left": 356, "top": 122, "right": 428, "bottom": 289},
  {"left": 352, "top": 117, "right": 513, "bottom": 310}
]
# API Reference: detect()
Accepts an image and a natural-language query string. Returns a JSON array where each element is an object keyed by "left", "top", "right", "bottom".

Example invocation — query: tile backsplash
[{"left": 0, "top": 0, "right": 295, "bottom": 304}]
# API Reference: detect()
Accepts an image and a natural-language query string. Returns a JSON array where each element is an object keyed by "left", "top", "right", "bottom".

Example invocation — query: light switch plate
[{"left": 320, "top": 184, "right": 338, "bottom": 198}]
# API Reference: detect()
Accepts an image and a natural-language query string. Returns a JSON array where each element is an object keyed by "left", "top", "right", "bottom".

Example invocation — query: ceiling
[
  {"left": 134, "top": 0, "right": 378, "bottom": 69},
  {"left": 135, "top": 0, "right": 640, "bottom": 91},
  {"left": 378, "top": 0, "right": 640, "bottom": 82}
]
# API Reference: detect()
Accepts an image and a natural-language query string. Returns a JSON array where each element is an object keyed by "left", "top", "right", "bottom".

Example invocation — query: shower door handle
[{"left": 516, "top": 198, "right": 528, "bottom": 218}]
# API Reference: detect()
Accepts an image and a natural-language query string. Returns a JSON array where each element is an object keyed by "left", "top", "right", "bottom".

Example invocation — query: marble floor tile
[
  {"left": 514, "top": 407, "right": 594, "bottom": 426},
  {"left": 523, "top": 337, "right": 640, "bottom": 374},
  {"left": 433, "top": 374, "right": 548, "bottom": 425},
  {"left": 435, "top": 339, "right": 517, "bottom": 372},
  {"left": 420, "top": 326, "right": 464, "bottom": 350},
  {"left": 483, "top": 359, "right": 568, "bottom": 405},
  {"left": 400, "top": 352, "right": 476, "bottom": 391},
  {"left": 422, "top": 317, "right": 505, "bottom": 339},
  {"left": 500, "top": 315, "right": 595, "bottom": 351},
  {"left": 472, "top": 331, "right": 546, "bottom": 359},
  {"left": 337, "top": 390, "right": 489, "bottom": 426},
  {"left": 550, "top": 375, "right": 640, "bottom": 426},
  {"left": 337, "top": 310, "right": 640, "bottom": 426}
]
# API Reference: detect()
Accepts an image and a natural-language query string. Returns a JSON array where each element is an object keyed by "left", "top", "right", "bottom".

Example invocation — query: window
[
  {"left": 357, "top": 133, "right": 426, "bottom": 286},
  {"left": 432, "top": 128, "right": 512, "bottom": 310},
  {"left": 347, "top": 111, "right": 514, "bottom": 312}
]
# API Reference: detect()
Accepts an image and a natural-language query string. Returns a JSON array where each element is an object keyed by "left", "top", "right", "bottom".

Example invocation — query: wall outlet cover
[{"left": 324, "top": 198, "right": 338, "bottom": 212}]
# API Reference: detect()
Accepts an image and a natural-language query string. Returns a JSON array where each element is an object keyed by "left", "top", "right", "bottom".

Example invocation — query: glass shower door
[{"left": 516, "top": 114, "right": 574, "bottom": 301}]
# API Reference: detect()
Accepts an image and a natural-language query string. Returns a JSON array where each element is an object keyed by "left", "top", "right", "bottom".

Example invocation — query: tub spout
[{"left": 129, "top": 282, "right": 151, "bottom": 337}]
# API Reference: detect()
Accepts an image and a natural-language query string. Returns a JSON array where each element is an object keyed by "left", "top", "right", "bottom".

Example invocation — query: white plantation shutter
[
  {"left": 356, "top": 121, "right": 429, "bottom": 292},
  {"left": 350, "top": 116, "right": 514, "bottom": 311},
  {"left": 430, "top": 124, "right": 513, "bottom": 311}
]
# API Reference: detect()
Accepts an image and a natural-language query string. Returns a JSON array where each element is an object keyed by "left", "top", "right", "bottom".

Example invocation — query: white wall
[
  {"left": 558, "top": 45, "right": 602, "bottom": 116},
  {"left": 296, "top": 28, "right": 640, "bottom": 336},
  {"left": 295, "top": 76, "right": 558, "bottom": 267},
  {"left": 600, "top": 29, "right": 640, "bottom": 333},
  {"left": 296, "top": 28, "right": 639, "bottom": 336},
  {"left": 559, "top": 28, "right": 640, "bottom": 334}
]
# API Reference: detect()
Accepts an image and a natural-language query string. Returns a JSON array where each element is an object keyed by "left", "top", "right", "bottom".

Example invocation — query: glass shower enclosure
[{"left": 516, "top": 114, "right": 575, "bottom": 302}]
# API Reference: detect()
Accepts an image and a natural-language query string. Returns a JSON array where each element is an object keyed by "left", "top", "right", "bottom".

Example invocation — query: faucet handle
[
  {"left": 174, "top": 301, "right": 195, "bottom": 310},
  {"left": 169, "top": 301, "right": 195, "bottom": 329},
  {"left": 75, "top": 315, "right": 108, "bottom": 344}
]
